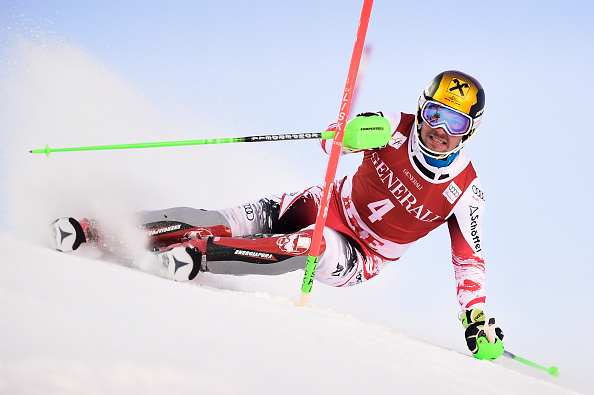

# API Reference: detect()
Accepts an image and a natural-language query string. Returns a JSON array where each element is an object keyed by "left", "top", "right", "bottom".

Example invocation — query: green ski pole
[
  {"left": 503, "top": 350, "right": 560, "bottom": 377},
  {"left": 30, "top": 131, "right": 336, "bottom": 157}
]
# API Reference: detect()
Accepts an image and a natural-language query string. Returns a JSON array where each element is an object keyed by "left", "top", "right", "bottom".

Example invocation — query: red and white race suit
[{"left": 315, "top": 112, "right": 487, "bottom": 310}]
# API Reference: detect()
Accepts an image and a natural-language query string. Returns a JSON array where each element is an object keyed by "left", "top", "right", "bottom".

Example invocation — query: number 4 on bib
[{"left": 367, "top": 199, "right": 395, "bottom": 223}]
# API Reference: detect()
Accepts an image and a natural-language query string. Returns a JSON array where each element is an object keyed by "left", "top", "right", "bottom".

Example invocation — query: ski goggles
[{"left": 420, "top": 100, "right": 473, "bottom": 136}]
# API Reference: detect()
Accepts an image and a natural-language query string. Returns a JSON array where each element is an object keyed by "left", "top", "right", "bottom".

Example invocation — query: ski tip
[{"left": 549, "top": 366, "right": 560, "bottom": 377}]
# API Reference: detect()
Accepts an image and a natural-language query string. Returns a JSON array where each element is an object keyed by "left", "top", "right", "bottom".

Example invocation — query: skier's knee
[{"left": 315, "top": 227, "right": 366, "bottom": 287}]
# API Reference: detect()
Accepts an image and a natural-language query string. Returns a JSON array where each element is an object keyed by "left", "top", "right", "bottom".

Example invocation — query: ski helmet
[{"left": 415, "top": 70, "right": 485, "bottom": 159}]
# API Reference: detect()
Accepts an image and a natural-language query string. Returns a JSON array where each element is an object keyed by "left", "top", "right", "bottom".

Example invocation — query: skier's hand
[
  {"left": 343, "top": 112, "right": 392, "bottom": 152},
  {"left": 461, "top": 308, "right": 504, "bottom": 360}
]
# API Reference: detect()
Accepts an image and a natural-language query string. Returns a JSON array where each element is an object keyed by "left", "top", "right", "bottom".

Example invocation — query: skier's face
[{"left": 419, "top": 121, "right": 463, "bottom": 153}]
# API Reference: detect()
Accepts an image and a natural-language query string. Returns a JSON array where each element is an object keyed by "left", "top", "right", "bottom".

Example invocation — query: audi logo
[{"left": 472, "top": 185, "right": 485, "bottom": 200}]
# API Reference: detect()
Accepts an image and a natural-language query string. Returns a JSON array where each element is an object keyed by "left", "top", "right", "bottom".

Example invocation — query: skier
[{"left": 51, "top": 70, "right": 504, "bottom": 360}]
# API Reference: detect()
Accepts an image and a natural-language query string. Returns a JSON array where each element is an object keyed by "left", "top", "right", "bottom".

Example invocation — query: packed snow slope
[
  {"left": 0, "top": 12, "right": 591, "bottom": 394},
  {"left": 0, "top": 233, "right": 576, "bottom": 394}
]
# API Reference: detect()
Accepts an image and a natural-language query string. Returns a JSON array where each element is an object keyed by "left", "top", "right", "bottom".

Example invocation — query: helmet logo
[{"left": 448, "top": 78, "right": 470, "bottom": 98}]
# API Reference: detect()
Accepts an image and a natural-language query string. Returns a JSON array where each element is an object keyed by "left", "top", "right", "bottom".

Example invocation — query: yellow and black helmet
[{"left": 416, "top": 70, "right": 485, "bottom": 159}]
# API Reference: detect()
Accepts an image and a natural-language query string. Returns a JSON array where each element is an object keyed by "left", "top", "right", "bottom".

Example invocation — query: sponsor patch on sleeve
[
  {"left": 388, "top": 132, "right": 407, "bottom": 150},
  {"left": 443, "top": 181, "right": 462, "bottom": 204}
]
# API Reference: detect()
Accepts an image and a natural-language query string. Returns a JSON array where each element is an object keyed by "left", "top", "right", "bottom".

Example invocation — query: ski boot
[
  {"left": 50, "top": 217, "right": 101, "bottom": 252},
  {"left": 140, "top": 230, "right": 316, "bottom": 282},
  {"left": 137, "top": 239, "right": 206, "bottom": 281}
]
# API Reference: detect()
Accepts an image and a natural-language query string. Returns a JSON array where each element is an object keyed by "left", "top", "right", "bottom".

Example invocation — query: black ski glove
[{"left": 461, "top": 308, "right": 504, "bottom": 360}]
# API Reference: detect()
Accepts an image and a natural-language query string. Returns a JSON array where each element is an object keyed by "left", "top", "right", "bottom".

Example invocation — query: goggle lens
[{"left": 421, "top": 102, "right": 471, "bottom": 136}]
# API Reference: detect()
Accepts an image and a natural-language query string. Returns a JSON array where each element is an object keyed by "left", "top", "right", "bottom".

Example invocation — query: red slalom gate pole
[
  {"left": 351, "top": 45, "right": 372, "bottom": 114},
  {"left": 299, "top": 0, "right": 374, "bottom": 306}
]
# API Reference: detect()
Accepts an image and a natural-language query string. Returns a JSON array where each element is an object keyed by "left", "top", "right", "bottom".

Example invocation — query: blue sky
[{"left": 1, "top": 1, "right": 593, "bottom": 391}]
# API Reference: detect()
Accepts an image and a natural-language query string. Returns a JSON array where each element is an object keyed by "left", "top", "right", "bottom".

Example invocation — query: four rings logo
[
  {"left": 472, "top": 185, "right": 485, "bottom": 201},
  {"left": 443, "top": 181, "right": 462, "bottom": 204},
  {"left": 243, "top": 204, "right": 255, "bottom": 221}
]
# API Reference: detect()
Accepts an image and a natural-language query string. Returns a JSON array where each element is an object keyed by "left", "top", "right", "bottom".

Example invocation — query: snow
[
  {"left": 0, "top": 10, "right": 590, "bottom": 395},
  {"left": 0, "top": 233, "right": 576, "bottom": 394}
]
